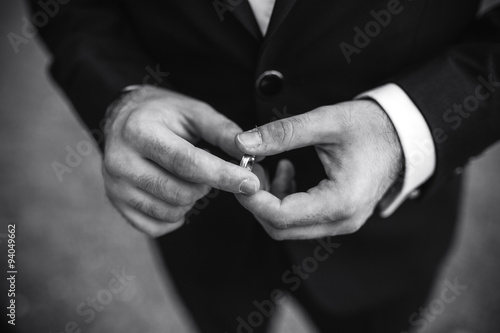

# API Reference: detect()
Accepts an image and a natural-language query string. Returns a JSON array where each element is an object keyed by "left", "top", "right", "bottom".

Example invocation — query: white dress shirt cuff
[{"left": 356, "top": 83, "right": 436, "bottom": 217}]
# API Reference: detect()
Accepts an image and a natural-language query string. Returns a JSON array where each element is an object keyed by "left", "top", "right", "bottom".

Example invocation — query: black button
[{"left": 256, "top": 70, "right": 284, "bottom": 96}]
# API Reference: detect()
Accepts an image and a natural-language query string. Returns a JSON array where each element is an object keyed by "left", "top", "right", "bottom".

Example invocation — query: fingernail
[
  {"left": 239, "top": 179, "right": 258, "bottom": 195},
  {"left": 238, "top": 130, "right": 261, "bottom": 148}
]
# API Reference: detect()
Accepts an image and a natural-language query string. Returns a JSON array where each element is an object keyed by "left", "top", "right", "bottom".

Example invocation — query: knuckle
[
  {"left": 130, "top": 198, "right": 159, "bottom": 219},
  {"left": 193, "top": 185, "right": 211, "bottom": 202},
  {"left": 136, "top": 174, "right": 157, "bottom": 193},
  {"left": 122, "top": 111, "right": 144, "bottom": 141},
  {"left": 103, "top": 150, "right": 124, "bottom": 176},
  {"left": 269, "top": 119, "right": 294, "bottom": 146},
  {"left": 154, "top": 206, "right": 183, "bottom": 224},
  {"left": 338, "top": 104, "right": 361, "bottom": 131},
  {"left": 166, "top": 208, "right": 186, "bottom": 222},
  {"left": 171, "top": 149, "right": 197, "bottom": 180},
  {"left": 268, "top": 216, "right": 289, "bottom": 231},
  {"left": 136, "top": 175, "right": 171, "bottom": 201},
  {"left": 146, "top": 137, "right": 173, "bottom": 166},
  {"left": 215, "top": 169, "right": 232, "bottom": 190},
  {"left": 170, "top": 186, "right": 195, "bottom": 206},
  {"left": 135, "top": 173, "right": 195, "bottom": 206}
]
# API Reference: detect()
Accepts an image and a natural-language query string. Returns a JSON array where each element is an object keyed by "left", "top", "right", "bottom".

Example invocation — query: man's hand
[
  {"left": 103, "top": 86, "right": 260, "bottom": 237},
  {"left": 234, "top": 100, "right": 403, "bottom": 240}
]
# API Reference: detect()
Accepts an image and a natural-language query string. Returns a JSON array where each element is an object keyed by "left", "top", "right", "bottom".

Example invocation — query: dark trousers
[{"left": 155, "top": 199, "right": 434, "bottom": 333}]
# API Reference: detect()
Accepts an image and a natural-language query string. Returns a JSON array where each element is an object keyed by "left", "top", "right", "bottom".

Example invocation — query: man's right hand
[{"left": 102, "top": 86, "right": 260, "bottom": 237}]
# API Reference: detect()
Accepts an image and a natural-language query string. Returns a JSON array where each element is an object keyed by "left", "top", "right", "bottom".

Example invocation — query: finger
[
  {"left": 133, "top": 158, "right": 211, "bottom": 206},
  {"left": 235, "top": 107, "right": 346, "bottom": 156},
  {"left": 235, "top": 179, "right": 350, "bottom": 230},
  {"left": 116, "top": 201, "right": 185, "bottom": 237},
  {"left": 237, "top": 183, "right": 362, "bottom": 241},
  {"left": 131, "top": 126, "right": 260, "bottom": 194},
  {"left": 189, "top": 104, "right": 246, "bottom": 159},
  {"left": 103, "top": 148, "right": 211, "bottom": 205},
  {"left": 262, "top": 219, "right": 362, "bottom": 240},
  {"left": 109, "top": 178, "right": 193, "bottom": 223},
  {"left": 271, "top": 159, "right": 296, "bottom": 199}
]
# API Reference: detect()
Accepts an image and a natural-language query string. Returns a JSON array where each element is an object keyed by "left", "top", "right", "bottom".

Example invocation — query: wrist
[{"left": 358, "top": 99, "right": 404, "bottom": 197}]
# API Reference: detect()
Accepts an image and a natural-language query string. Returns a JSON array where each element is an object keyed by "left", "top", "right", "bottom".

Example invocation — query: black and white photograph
[{"left": 1, "top": 0, "right": 500, "bottom": 332}]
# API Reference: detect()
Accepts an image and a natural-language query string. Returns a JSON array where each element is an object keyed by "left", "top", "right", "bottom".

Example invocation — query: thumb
[
  {"left": 190, "top": 104, "right": 245, "bottom": 159},
  {"left": 235, "top": 107, "right": 339, "bottom": 156}
]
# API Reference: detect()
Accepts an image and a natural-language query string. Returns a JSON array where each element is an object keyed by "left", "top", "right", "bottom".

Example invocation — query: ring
[{"left": 240, "top": 155, "right": 255, "bottom": 171}]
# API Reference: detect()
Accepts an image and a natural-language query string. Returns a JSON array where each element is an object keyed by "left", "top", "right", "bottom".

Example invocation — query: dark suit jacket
[{"left": 30, "top": 0, "right": 500, "bottom": 314}]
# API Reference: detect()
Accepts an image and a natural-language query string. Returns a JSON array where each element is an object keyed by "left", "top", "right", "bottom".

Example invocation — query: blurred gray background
[{"left": 1, "top": 1, "right": 499, "bottom": 332}]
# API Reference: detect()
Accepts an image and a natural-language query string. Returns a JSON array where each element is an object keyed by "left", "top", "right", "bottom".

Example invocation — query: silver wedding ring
[{"left": 240, "top": 155, "right": 255, "bottom": 171}]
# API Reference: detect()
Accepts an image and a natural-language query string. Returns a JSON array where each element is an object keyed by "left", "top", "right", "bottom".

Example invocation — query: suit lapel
[
  {"left": 231, "top": 1, "right": 263, "bottom": 41},
  {"left": 265, "top": 0, "right": 298, "bottom": 38},
  {"left": 230, "top": 0, "right": 298, "bottom": 42}
]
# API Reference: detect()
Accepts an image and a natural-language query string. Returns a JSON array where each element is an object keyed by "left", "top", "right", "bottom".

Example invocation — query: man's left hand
[{"left": 235, "top": 100, "right": 403, "bottom": 240}]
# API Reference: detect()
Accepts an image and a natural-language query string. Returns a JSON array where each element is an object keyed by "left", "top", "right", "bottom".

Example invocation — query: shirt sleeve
[{"left": 356, "top": 83, "right": 436, "bottom": 217}]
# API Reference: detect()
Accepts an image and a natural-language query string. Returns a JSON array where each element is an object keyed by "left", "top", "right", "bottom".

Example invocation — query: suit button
[{"left": 256, "top": 70, "right": 283, "bottom": 96}]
